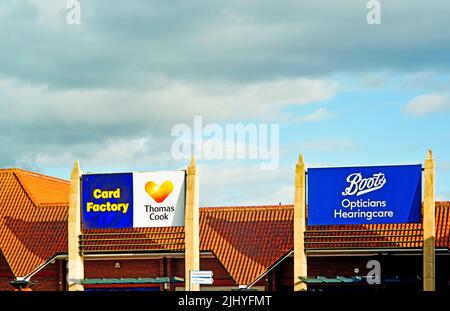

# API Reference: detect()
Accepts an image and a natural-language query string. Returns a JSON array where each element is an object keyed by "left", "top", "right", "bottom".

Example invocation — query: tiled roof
[
  {"left": 14, "top": 169, "right": 69, "bottom": 206},
  {"left": 1, "top": 168, "right": 450, "bottom": 285},
  {"left": 81, "top": 205, "right": 294, "bottom": 285},
  {"left": 0, "top": 169, "right": 68, "bottom": 277},
  {"left": 306, "top": 202, "right": 450, "bottom": 250},
  {"left": 80, "top": 203, "right": 450, "bottom": 285},
  {"left": 200, "top": 205, "right": 293, "bottom": 285}
]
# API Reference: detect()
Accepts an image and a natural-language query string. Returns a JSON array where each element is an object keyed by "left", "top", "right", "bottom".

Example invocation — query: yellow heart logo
[{"left": 144, "top": 180, "right": 174, "bottom": 203}]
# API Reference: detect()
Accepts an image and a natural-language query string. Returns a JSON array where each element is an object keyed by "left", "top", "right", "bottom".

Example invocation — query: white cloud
[
  {"left": 35, "top": 137, "right": 150, "bottom": 166},
  {"left": 2, "top": 0, "right": 450, "bottom": 206},
  {"left": 294, "top": 107, "right": 334, "bottom": 123},
  {"left": 0, "top": 78, "right": 337, "bottom": 126},
  {"left": 399, "top": 72, "right": 450, "bottom": 91},
  {"left": 3, "top": 1, "right": 450, "bottom": 89},
  {"left": 0, "top": 76, "right": 334, "bottom": 173},
  {"left": 404, "top": 93, "right": 450, "bottom": 117},
  {"left": 200, "top": 163, "right": 293, "bottom": 206},
  {"left": 33, "top": 0, "right": 67, "bottom": 29}
]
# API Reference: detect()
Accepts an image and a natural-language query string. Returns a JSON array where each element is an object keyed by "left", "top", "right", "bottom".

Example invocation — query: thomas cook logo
[
  {"left": 342, "top": 172, "right": 386, "bottom": 197},
  {"left": 145, "top": 180, "right": 174, "bottom": 203}
]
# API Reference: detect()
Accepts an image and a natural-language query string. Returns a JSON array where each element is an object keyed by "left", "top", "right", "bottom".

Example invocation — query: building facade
[{"left": 1, "top": 168, "right": 449, "bottom": 291}]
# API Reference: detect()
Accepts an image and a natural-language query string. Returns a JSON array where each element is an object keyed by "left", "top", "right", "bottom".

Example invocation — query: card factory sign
[
  {"left": 307, "top": 164, "right": 422, "bottom": 225},
  {"left": 81, "top": 171, "right": 186, "bottom": 229}
]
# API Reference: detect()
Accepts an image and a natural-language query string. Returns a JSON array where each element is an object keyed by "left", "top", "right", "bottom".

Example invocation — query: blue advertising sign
[
  {"left": 82, "top": 173, "right": 134, "bottom": 229},
  {"left": 307, "top": 164, "right": 422, "bottom": 225},
  {"left": 81, "top": 171, "right": 186, "bottom": 229}
]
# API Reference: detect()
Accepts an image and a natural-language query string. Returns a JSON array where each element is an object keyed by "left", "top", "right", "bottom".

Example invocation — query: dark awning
[
  {"left": 299, "top": 276, "right": 365, "bottom": 284},
  {"left": 82, "top": 277, "right": 184, "bottom": 285}
]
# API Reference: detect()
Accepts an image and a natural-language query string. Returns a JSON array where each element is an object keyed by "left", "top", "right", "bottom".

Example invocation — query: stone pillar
[
  {"left": 294, "top": 154, "right": 307, "bottom": 291},
  {"left": 68, "top": 161, "right": 84, "bottom": 291},
  {"left": 185, "top": 157, "right": 200, "bottom": 291},
  {"left": 423, "top": 149, "right": 435, "bottom": 291}
]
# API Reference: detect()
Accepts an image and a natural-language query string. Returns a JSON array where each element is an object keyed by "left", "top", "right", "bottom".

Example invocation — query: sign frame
[
  {"left": 80, "top": 170, "right": 187, "bottom": 229},
  {"left": 190, "top": 270, "right": 214, "bottom": 285},
  {"left": 307, "top": 163, "right": 423, "bottom": 226}
]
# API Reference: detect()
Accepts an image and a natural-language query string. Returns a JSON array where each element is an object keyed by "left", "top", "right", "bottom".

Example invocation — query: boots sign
[
  {"left": 81, "top": 171, "right": 186, "bottom": 229},
  {"left": 308, "top": 164, "right": 422, "bottom": 225}
]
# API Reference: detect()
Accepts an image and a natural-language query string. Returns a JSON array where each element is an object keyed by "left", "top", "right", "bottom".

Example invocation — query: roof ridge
[
  {"left": 0, "top": 168, "right": 19, "bottom": 175},
  {"left": 13, "top": 170, "right": 41, "bottom": 206},
  {"left": 0, "top": 168, "right": 69, "bottom": 183},
  {"left": 16, "top": 169, "right": 69, "bottom": 184}
]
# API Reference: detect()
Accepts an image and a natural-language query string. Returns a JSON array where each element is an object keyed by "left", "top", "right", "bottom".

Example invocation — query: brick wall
[
  {"left": 273, "top": 255, "right": 381, "bottom": 290},
  {"left": 0, "top": 259, "right": 65, "bottom": 291},
  {"left": 0, "top": 255, "right": 237, "bottom": 291},
  {"left": 85, "top": 259, "right": 161, "bottom": 279},
  {"left": 272, "top": 254, "right": 442, "bottom": 291},
  {"left": 85, "top": 256, "right": 236, "bottom": 290},
  {"left": 5, "top": 253, "right": 443, "bottom": 291},
  {"left": 30, "top": 260, "right": 65, "bottom": 291},
  {"left": 0, "top": 252, "right": 14, "bottom": 291}
]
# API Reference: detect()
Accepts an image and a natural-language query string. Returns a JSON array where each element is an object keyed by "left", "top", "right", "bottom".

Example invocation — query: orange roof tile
[
  {"left": 0, "top": 169, "right": 68, "bottom": 277},
  {"left": 14, "top": 169, "right": 69, "bottom": 206},
  {"left": 81, "top": 205, "right": 294, "bottom": 285},
  {"left": 81, "top": 203, "right": 450, "bottom": 285},
  {"left": 200, "top": 205, "right": 293, "bottom": 285},
  {"left": 305, "top": 202, "right": 450, "bottom": 250},
  {"left": 1, "top": 168, "right": 450, "bottom": 286}
]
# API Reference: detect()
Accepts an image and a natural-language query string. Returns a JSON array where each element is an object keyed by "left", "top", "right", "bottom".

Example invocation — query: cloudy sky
[{"left": 1, "top": 0, "right": 450, "bottom": 206}]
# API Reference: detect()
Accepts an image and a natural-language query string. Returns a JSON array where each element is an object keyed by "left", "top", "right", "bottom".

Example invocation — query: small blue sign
[
  {"left": 308, "top": 164, "right": 422, "bottom": 225},
  {"left": 82, "top": 173, "right": 133, "bottom": 229}
]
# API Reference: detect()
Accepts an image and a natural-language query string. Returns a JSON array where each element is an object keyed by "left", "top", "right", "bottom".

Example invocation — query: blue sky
[{"left": 0, "top": 1, "right": 449, "bottom": 205}]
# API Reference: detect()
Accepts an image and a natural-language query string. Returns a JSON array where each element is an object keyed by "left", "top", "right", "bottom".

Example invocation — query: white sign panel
[
  {"left": 191, "top": 270, "right": 214, "bottom": 285},
  {"left": 191, "top": 277, "right": 214, "bottom": 285},
  {"left": 133, "top": 171, "right": 186, "bottom": 228},
  {"left": 191, "top": 270, "right": 213, "bottom": 278}
]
